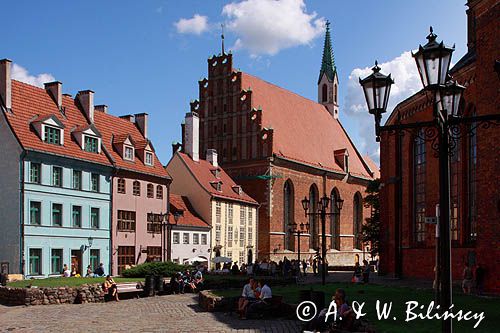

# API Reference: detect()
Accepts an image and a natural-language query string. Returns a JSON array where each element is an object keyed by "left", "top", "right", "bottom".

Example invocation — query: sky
[{"left": 2, "top": 0, "right": 468, "bottom": 165}]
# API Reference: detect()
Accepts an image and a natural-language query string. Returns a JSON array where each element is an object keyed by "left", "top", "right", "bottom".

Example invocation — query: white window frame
[
  {"left": 124, "top": 146, "right": 135, "bottom": 161},
  {"left": 145, "top": 152, "right": 154, "bottom": 166}
]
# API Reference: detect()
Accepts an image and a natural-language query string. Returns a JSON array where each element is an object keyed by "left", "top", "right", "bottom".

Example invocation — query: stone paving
[{"left": 0, "top": 294, "right": 301, "bottom": 333}]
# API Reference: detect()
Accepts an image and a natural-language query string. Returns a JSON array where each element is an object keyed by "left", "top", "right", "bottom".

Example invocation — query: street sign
[{"left": 425, "top": 217, "right": 437, "bottom": 224}]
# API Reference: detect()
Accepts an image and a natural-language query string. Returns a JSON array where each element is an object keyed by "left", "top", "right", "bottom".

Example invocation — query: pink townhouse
[{"left": 93, "top": 111, "right": 171, "bottom": 275}]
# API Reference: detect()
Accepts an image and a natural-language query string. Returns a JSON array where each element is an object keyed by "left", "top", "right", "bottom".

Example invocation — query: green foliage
[
  {"left": 121, "top": 261, "right": 190, "bottom": 278},
  {"left": 362, "top": 179, "right": 381, "bottom": 257},
  {"left": 7, "top": 277, "right": 141, "bottom": 288}
]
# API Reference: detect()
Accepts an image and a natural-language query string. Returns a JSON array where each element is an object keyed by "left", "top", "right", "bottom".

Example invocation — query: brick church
[
  {"left": 379, "top": 0, "right": 499, "bottom": 293},
  {"left": 181, "top": 23, "right": 378, "bottom": 266}
]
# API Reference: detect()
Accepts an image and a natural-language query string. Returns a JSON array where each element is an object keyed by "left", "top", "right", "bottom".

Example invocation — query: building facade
[
  {"left": 0, "top": 59, "right": 170, "bottom": 277},
  {"left": 379, "top": 0, "right": 499, "bottom": 293},
  {"left": 94, "top": 111, "right": 171, "bottom": 276},
  {"left": 0, "top": 70, "right": 112, "bottom": 277},
  {"left": 169, "top": 194, "right": 211, "bottom": 265},
  {"left": 184, "top": 25, "right": 377, "bottom": 265},
  {"left": 166, "top": 128, "right": 259, "bottom": 265}
]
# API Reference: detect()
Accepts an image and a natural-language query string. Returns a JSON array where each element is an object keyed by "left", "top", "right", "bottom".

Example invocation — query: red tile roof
[
  {"left": 7, "top": 80, "right": 168, "bottom": 179},
  {"left": 7, "top": 80, "right": 110, "bottom": 166},
  {"left": 176, "top": 152, "right": 258, "bottom": 205},
  {"left": 240, "top": 73, "right": 374, "bottom": 179},
  {"left": 169, "top": 194, "right": 210, "bottom": 228},
  {"left": 94, "top": 111, "right": 168, "bottom": 179}
]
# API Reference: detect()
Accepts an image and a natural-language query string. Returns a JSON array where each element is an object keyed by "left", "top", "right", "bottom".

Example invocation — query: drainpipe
[
  {"left": 20, "top": 151, "right": 26, "bottom": 276},
  {"left": 109, "top": 169, "right": 114, "bottom": 276}
]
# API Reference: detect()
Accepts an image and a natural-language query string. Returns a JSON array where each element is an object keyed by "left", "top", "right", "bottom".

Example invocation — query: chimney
[
  {"left": 206, "top": 149, "right": 218, "bottom": 167},
  {"left": 77, "top": 90, "right": 95, "bottom": 122},
  {"left": 44, "top": 81, "right": 62, "bottom": 109},
  {"left": 95, "top": 104, "right": 108, "bottom": 113},
  {"left": 172, "top": 142, "right": 182, "bottom": 155},
  {"left": 0, "top": 59, "right": 12, "bottom": 110},
  {"left": 184, "top": 112, "right": 199, "bottom": 162},
  {"left": 135, "top": 113, "right": 148, "bottom": 138},
  {"left": 119, "top": 114, "right": 134, "bottom": 122}
]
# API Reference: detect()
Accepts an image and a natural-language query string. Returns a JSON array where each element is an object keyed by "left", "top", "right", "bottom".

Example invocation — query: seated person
[
  {"left": 103, "top": 275, "right": 119, "bottom": 302},
  {"left": 62, "top": 264, "right": 71, "bottom": 278},
  {"left": 94, "top": 263, "right": 105, "bottom": 277},
  {"left": 246, "top": 280, "right": 272, "bottom": 318},
  {"left": 193, "top": 270, "right": 204, "bottom": 290},
  {"left": 177, "top": 272, "right": 185, "bottom": 294},
  {"left": 238, "top": 278, "right": 256, "bottom": 318},
  {"left": 86, "top": 265, "right": 93, "bottom": 277},
  {"left": 307, "top": 288, "right": 353, "bottom": 332}
]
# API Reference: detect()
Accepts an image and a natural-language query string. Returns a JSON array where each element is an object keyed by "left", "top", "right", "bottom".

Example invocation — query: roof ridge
[{"left": 242, "top": 72, "right": 329, "bottom": 111}]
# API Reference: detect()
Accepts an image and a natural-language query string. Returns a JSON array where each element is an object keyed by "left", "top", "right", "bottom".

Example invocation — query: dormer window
[
  {"left": 211, "top": 168, "right": 220, "bottom": 178},
  {"left": 84, "top": 136, "right": 99, "bottom": 153},
  {"left": 232, "top": 185, "right": 242, "bottom": 195},
  {"left": 124, "top": 146, "right": 134, "bottom": 161},
  {"left": 210, "top": 181, "right": 222, "bottom": 192},
  {"left": 44, "top": 126, "right": 61, "bottom": 145},
  {"left": 32, "top": 114, "right": 65, "bottom": 146},
  {"left": 145, "top": 152, "right": 153, "bottom": 166}
]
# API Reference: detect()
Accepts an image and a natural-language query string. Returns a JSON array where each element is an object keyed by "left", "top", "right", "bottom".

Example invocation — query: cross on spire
[
  {"left": 221, "top": 23, "right": 225, "bottom": 54},
  {"left": 318, "top": 20, "right": 336, "bottom": 84}
]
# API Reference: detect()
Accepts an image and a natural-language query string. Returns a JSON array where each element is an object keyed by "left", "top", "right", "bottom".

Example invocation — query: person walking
[{"left": 462, "top": 263, "right": 473, "bottom": 294}]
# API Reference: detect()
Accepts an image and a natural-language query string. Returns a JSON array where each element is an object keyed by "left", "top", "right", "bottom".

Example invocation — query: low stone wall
[
  {"left": 198, "top": 290, "right": 233, "bottom": 312},
  {"left": 0, "top": 284, "right": 105, "bottom": 306}
]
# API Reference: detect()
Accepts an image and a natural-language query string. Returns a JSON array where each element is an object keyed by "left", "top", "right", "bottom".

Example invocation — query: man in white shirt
[{"left": 259, "top": 283, "right": 272, "bottom": 302}]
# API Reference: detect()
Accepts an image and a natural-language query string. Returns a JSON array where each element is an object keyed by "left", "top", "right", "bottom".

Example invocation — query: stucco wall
[
  {"left": 170, "top": 227, "right": 211, "bottom": 264},
  {"left": 0, "top": 111, "right": 22, "bottom": 274},
  {"left": 111, "top": 175, "right": 168, "bottom": 275},
  {"left": 22, "top": 154, "right": 112, "bottom": 277}
]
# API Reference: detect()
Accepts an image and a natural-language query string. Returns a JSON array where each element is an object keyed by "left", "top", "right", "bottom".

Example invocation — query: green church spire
[{"left": 318, "top": 20, "right": 336, "bottom": 84}]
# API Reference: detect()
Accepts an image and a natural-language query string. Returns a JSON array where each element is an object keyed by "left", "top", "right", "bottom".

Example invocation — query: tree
[{"left": 362, "top": 179, "right": 380, "bottom": 258}]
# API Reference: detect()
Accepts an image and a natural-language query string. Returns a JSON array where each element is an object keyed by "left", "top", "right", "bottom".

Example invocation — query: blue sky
[{"left": 2, "top": 0, "right": 467, "bottom": 164}]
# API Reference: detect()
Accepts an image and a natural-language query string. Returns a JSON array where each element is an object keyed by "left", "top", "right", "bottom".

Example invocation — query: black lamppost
[
  {"left": 301, "top": 195, "right": 343, "bottom": 285},
  {"left": 288, "top": 221, "right": 310, "bottom": 270},
  {"left": 359, "top": 27, "right": 500, "bottom": 333},
  {"left": 154, "top": 211, "right": 182, "bottom": 262}
]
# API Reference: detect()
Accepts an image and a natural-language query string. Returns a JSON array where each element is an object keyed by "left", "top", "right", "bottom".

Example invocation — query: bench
[{"left": 115, "top": 282, "right": 143, "bottom": 299}]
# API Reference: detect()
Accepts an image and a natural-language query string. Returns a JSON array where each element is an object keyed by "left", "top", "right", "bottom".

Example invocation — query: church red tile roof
[
  {"left": 6, "top": 80, "right": 168, "bottom": 179},
  {"left": 176, "top": 152, "right": 258, "bottom": 205},
  {"left": 169, "top": 194, "right": 210, "bottom": 228},
  {"left": 7, "top": 80, "right": 110, "bottom": 166},
  {"left": 240, "top": 73, "right": 374, "bottom": 179}
]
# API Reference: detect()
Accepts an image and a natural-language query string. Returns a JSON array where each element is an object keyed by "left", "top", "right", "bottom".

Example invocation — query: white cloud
[
  {"left": 222, "top": 0, "right": 325, "bottom": 56},
  {"left": 11, "top": 63, "right": 55, "bottom": 88},
  {"left": 344, "top": 51, "right": 422, "bottom": 164},
  {"left": 174, "top": 14, "right": 209, "bottom": 35}
]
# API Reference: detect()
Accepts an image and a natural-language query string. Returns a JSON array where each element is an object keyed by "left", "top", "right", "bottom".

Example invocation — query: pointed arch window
[
  {"left": 322, "top": 84, "right": 328, "bottom": 102},
  {"left": 413, "top": 130, "right": 426, "bottom": 243},
  {"left": 283, "top": 180, "right": 295, "bottom": 251},
  {"left": 353, "top": 192, "right": 363, "bottom": 249},
  {"left": 330, "top": 188, "right": 341, "bottom": 250},
  {"left": 467, "top": 109, "right": 477, "bottom": 242},
  {"left": 309, "top": 185, "right": 319, "bottom": 250}
]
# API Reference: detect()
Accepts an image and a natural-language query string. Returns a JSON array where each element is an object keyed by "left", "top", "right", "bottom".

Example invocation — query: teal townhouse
[{"left": 0, "top": 59, "right": 113, "bottom": 277}]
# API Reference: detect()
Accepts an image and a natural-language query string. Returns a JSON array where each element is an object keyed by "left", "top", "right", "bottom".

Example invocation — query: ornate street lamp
[
  {"left": 359, "top": 61, "right": 394, "bottom": 141},
  {"left": 436, "top": 80, "right": 465, "bottom": 118},
  {"left": 359, "top": 27, "right": 499, "bottom": 333},
  {"left": 412, "top": 27, "right": 454, "bottom": 90},
  {"left": 288, "top": 221, "right": 309, "bottom": 273},
  {"left": 302, "top": 194, "right": 342, "bottom": 285}
]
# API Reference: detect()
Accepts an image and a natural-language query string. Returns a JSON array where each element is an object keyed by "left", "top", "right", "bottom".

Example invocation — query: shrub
[{"left": 121, "top": 262, "right": 191, "bottom": 278}]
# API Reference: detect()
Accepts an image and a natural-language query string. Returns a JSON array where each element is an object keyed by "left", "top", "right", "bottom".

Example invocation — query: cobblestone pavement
[{"left": 0, "top": 294, "right": 301, "bottom": 333}]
